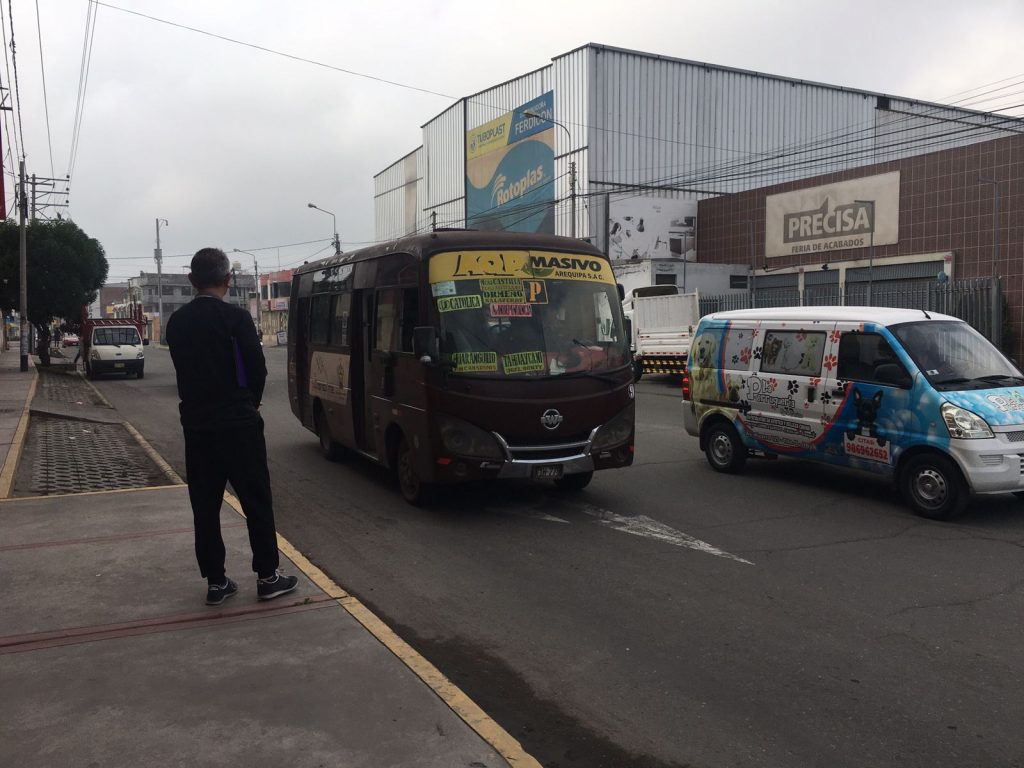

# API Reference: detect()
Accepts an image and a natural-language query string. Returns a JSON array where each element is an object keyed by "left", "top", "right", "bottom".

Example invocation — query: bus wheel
[
  {"left": 315, "top": 406, "right": 342, "bottom": 461},
  {"left": 397, "top": 437, "right": 432, "bottom": 506},
  {"left": 554, "top": 471, "right": 593, "bottom": 491},
  {"left": 900, "top": 453, "right": 968, "bottom": 520},
  {"left": 704, "top": 421, "right": 746, "bottom": 473}
]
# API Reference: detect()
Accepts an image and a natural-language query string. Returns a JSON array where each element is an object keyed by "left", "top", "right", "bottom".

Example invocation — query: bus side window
[
  {"left": 375, "top": 288, "right": 399, "bottom": 352},
  {"left": 400, "top": 287, "right": 418, "bottom": 353},
  {"left": 331, "top": 292, "right": 352, "bottom": 348},
  {"left": 310, "top": 294, "right": 332, "bottom": 345}
]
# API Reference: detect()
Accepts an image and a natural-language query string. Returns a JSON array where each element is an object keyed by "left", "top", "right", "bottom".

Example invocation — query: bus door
[
  {"left": 349, "top": 289, "right": 368, "bottom": 452},
  {"left": 291, "top": 294, "right": 311, "bottom": 426}
]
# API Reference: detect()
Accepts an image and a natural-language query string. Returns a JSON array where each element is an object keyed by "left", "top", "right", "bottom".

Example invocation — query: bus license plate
[
  {"left": 114, "top": 362, "right": 125, "bottom": 368},
  {"left": 533, "top": 465, "right": 563, "bottom": 480}
]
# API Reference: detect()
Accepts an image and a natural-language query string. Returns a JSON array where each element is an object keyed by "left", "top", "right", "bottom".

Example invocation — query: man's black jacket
[{"left": 166, "top": 294, "right": 267, "bottom": 431}]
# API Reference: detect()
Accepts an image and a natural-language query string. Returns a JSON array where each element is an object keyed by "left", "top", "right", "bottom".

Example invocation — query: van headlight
[
  {"left": 438, "top": 414, "right": 504, "bottom": 460},
  {"left": 592, "top": 402, "right": 635, "bottom": 451},
  {"left": 941, "top": 402, "right": 993, "bottom": 439},
  {"left": 136, "top": 350, "right": 144, "bottom": 358}
]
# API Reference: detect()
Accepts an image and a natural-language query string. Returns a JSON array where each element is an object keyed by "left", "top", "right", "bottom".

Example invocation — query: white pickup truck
[{"left": 623, "top": 287, "right": 700, "bottom": 378}]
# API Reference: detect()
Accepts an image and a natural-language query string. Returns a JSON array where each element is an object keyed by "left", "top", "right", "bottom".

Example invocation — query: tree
[{"left": 0, "top": 219, "right": 108, "bottom": 364}]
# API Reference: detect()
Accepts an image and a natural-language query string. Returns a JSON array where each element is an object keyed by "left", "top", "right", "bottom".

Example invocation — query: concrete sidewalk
[{"left": 0, "top": 347, "right": 538, "bottom": 768}]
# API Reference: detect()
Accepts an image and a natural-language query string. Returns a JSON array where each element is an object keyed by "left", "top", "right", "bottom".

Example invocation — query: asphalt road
[{"left": 94, "top": 345, "right": 1024, "bottom": 768}]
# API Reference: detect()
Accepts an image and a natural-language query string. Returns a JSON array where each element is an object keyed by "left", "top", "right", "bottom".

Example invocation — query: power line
[
  {"left": 0, "top": 0, "right": 21, "bottom": 167},
  {"left": 33, "top": 0, "right": 53, "bottom": 175},
  {"left": 94, "top": 1, "right": 458, "bottom": 101},
  {"left": 5, "top": 0, "right": 25, "bottom": 159},
  {"left": 68, "top": 0, "right": 98, "bottom": 184}
]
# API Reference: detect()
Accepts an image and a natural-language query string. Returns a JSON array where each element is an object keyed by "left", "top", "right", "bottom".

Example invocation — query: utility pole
[
  {"left": 19, "top": 161, "right": 28, "bottom": 371},
  {"left": 251, "top": 254, "right": 262, "bottom": 334},
  {"left": 155, "top": 218, "right": 168, "bottom": 344},
  {"left": 569, "top": 160, "right": 577, "bottom": 239},
  {"left": 30, "top": 174, "right": 36, "bottom": 221}
]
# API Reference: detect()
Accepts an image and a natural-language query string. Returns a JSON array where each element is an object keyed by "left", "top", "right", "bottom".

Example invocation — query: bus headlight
[
  {"left": 438, "top": 415, "right": 504, "bottom": 460},
  {"left": 592, "top": 402, "right": 635, "bottom": 451},
  {"left": 941, "top": 402, "right": 993, "bottom": 439}
]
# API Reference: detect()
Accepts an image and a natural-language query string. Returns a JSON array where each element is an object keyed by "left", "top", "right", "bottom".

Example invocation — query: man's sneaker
[
  {"left": 206, "top": 577, "right": 238, "bottom": 606},
  {"left": 257, "top": 570, "right": 299, "bottom": 601}
]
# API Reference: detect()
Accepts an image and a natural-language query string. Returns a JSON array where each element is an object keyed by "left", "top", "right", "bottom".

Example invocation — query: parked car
[{"left": 61, "top": 333, "right": 79, "bottom": 347}]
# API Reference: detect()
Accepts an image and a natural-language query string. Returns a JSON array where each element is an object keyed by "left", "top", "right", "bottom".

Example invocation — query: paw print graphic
[
  {"left": 751, "top": 329, "right": 760, "bottom": 339},
  {"left": 836, "top": 379, "right": 849, "bottom": 393},
  {"left": 769, "top": 378, "right": 778, "bottom": 390},
  {"left": 787, "top": 379, "right": 799, "bottom": 395},
  {"left": 740, "top": 347, "right": 752, "bottom": 364},
  {"left": 795, "top": 331, "right": 807, "bottom": 342},
  {"left": 738, "top": 399, "right": 751, "bottom": 414},
  {"left": 823, "top": 353, "right": 837, "bottom": 372},
  {"left": 821, "top": 391, "right": 832, "bottom": 405},
  {"left": 809, "top": 377, "right": 821, "bottom": 388},
  {"left": 753, "top": 347, "right": 762, "bottom": 360},
  {"left": 732, "top": 354, "right": 739, "bottom": 364},
  {"left": 829, "top": 330, "right": 842, "bottom": 344}
]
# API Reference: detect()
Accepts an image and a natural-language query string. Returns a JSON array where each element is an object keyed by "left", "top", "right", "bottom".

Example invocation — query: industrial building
[{"left": 373, "top": 43, "right": 1020, "bottom": 297}]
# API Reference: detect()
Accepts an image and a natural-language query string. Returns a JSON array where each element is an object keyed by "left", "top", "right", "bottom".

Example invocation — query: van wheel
[
  {"left": 704, "top": 422, "right": 746, "bottom": 473},
  {"left": 900, "top": 453, "right": 969, "bottom": 520},
  {"left": 554, "top": 471, "right": 593, "bottom": 491},
  {"left": 315, "top": 406, "right": 342, "bottom": 461},
  {"left": 397, "top": 436, "right": 432, "bottom": 505}
]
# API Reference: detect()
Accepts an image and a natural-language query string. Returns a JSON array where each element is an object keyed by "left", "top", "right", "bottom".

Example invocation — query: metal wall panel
[
  {"left": 422, "top": 102, "right": 466, "bottom": 226},
  {"left": 373, "top": 148, "right": 423, "bottom": 241}
]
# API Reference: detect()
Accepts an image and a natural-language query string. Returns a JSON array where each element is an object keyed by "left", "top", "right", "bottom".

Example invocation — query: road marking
[
  {"left": 530, "top": 512, "right": 571, "bottom": 523},
  {"left": 574, "top": 503, "right": 754, "bottom": 565}
]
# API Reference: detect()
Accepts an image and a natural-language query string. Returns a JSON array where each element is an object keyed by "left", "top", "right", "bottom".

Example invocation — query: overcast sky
[{"left": 2, "top": 0, "right": 1022, "bottom": 283}]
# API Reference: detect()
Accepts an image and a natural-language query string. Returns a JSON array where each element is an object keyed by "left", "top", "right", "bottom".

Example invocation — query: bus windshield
[{"left": 429, "top": 249, "right": 630, "bottom": 377}]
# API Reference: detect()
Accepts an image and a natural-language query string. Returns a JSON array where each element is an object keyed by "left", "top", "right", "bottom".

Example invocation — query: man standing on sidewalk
[{"left": 165, "top": 247, "right": 297, "bottom": 606}]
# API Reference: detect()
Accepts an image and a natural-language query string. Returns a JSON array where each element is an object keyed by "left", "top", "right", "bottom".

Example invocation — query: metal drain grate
[
  {"left": 31, "top": 418, "right": 164, "bottom": 494},
  {"left": 38, "top": 370, "right": 108, "bottom": 407}
]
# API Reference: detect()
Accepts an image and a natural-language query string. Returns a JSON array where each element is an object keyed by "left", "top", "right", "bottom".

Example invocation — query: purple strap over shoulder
[{"left": 232, "top": 337, "right": 248, "bottom": 388}]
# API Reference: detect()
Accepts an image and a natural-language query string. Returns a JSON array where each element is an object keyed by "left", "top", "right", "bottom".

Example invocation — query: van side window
[
  {"left": 310, "top": 294, "right": 332, "bottom": 345},
  {"left": 760, "top": 330, "right": 826, "bottom": 376},
  {"left": 721, "top": 326, "right": 755, "bottom": 371},
  {"left": 838, "top": 333, "right": 906, "bottom": 384}
]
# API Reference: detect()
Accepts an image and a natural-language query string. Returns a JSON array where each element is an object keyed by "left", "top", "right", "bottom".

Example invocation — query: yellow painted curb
[
  {"left": 122, "top": 421, "right": 185, "bottom": 485},
  {"left": 0, "top": 371, "right": 38, "bottom": 499},
  {"left": 222, "top": 490, "right": 541, "bottom": 768}
]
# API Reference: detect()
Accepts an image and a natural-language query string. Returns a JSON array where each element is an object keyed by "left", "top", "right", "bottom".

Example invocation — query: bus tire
[
  {"left": 554, "top": 471, "right": 593, "bottom": 491},
  {"left": 704, "top": 421, "right": 746, "bottom": 474},
  {"left": 315, "top": 405, "right": 342, "bottom": 462},
  {"left": 900, "top": 452, "right": 969, "bottom": 520},
  {"left": 397, "top": 436, "right": 432, "bottom": 506}
]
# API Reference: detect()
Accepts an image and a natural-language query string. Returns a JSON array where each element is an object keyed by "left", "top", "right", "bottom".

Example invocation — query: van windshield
[
  {"left": 429, "top": 249, "right": 630, "bottom": 377},
  {"left": 93, "top": 327, "right": 141, "bottom": 346},
  {"left": 891, "top": 320, "right": 1023, "bottom": 391}
]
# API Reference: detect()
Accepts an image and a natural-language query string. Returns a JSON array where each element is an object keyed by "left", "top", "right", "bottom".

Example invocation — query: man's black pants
[{"left": 183, "top": 419, "right": 279, "bottom": 581}]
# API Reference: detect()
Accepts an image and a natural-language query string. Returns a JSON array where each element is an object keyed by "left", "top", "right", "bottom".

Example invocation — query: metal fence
[{"left": 700, "top": 277, "right": 1003, "bottom": 347}]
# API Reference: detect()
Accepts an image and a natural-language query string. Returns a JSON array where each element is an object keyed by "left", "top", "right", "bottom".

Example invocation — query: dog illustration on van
[{"left": 683, "top": 307, "right": 1024, "bottom": 519}]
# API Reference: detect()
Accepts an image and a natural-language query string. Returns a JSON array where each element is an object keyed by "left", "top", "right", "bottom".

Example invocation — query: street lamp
[
  {"left": 233, "top": 248, "right": 262, "bottom": 333},
  {"left": 854, "top": 200, "right": 875, "bottom": 305},
  {"left": 308, "top": 203, "right": 340, "bottom": 255},
  {"left": 155, "top": 218, "right": 168, "bottom": 343},
  {"left": 523, "top": 109, "right": 576, "bottom": 238},
  {"left": 978, "top": 177, "right": 1000, "bottom": 279}
]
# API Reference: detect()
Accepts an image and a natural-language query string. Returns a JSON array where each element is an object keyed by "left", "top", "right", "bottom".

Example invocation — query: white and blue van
[{"left": 683, "top": 307, "right": 1024, "bottom": 519}]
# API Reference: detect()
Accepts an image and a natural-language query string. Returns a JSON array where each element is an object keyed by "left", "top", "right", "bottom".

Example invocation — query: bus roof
[
  {"left": 293, "top": 230, "right": 606, "bottom": 276},
  {"left": 703, "top": 306, "right": 962, "bottom": 326}
]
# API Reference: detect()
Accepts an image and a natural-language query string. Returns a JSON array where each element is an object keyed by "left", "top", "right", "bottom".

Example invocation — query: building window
[{"left": 654, "top": 274, "right": 678, "bottom": 286}]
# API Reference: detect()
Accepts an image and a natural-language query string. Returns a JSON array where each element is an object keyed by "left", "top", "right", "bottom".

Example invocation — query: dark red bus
[{"left": 288, "top": 230, "right": 635, "bottom": 503}]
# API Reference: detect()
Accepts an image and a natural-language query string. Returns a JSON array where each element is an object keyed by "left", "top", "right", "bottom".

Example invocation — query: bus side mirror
[
  {"left": 617, "top": 283, "right": 625, "bottom": 302},
  {"left": 413, "top": 326, "right": 438, "bottom": 363}
]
